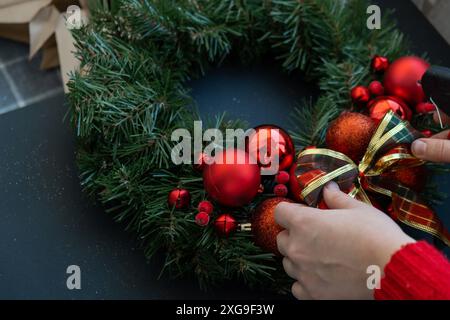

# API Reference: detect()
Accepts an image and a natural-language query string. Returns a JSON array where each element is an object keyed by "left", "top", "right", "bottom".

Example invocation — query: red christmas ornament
[
  {"left": 252, "top": 197, "right": 294, "bottom": 255},
  {"left": 275, "top": 171, "right": 290, "bottom": 185},
  {"left": 273, "top": 184, "right": 288, "bottom": 197},
  {"left": 167, "top": 188, "right": 191, "bottom": 209},
  {"left": 214, "top": 214, "right": 237, "bottom": 236},
  {"left": 195, "top": 212, "right": 210, "bottom": 226},
  {"left": 371, "top": 55, "right": 389, "bottom": 73},
  {"left": 383, "top": 56, "right": 430, "bottom": 106},
  {"left": 351, "top": 86, "right": 371, "bottom": 105},
  {"left": 421, "top": 130, "right": 433, "bottom": 138},
  {"left": 197, "top": 200, "right": 213, "bottom": 215},
  {"left": 289, "top": 164, "right": 303, "bottom": 202},
  {"left": 326, "top": 112, "right": 376, "bottom": 162},
  {"left": 368, "top": 96, "right": 412, "bottom": 123},
  {"left": 368, "top": 81, "right": 385, "bottom": 97},
  {"left": 383, "top": 165, "right": 426, "bottom": 192},
  {"left": 247, "top": 125, "right": 295, "bottom": 172},
  {"left": 203, "top": 148, "right": 261, "bottom": 207},
  {"left": 415, "top": 102, "right": 435, "bottom": 114}
]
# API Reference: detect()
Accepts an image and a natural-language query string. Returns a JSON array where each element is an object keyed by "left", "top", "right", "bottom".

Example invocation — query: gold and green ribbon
[{"left": 296, "top": 111, "right": 450, "bottom": 246}]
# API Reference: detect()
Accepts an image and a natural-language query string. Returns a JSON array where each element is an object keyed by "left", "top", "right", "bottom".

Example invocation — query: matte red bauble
[
  {"left": 247, "top": 125, "right": 295, "bottom": 172},
  {"left": 383, "top": 56, "right": 430, "bottom": 105},
  {"left": 167, "top": 188, "right": 191, "bottom": 209},
  {"left": 252, "top": 197, "right": 293, "bottom": 255},
  {"left": 383, "top": 165, "right": 426, "bottom": 192},
  {"left": 214, "top": 214, "right": 237, "bottom": 236},
  {"left": 197, "top": 200, "right": 214, "bottom": 215},
  {"left": 273, "top": 184, "right": 288, "bottom": 197},
  {"left": 203, "top": 148, "right": 261, "bottom": 207},
  {"left": 195, "top": 212, "right": 210, "bottom": 226},
  {"left": 326, "top": 112, "right": 376, "bottom": 162},
  {"left": 368, "top": 96, "right": 412, "bottom": 123},
  {"left": 371, "top": 55, "right": 389, "bottom": 73}
]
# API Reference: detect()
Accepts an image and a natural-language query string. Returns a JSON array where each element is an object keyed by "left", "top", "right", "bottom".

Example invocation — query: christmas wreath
[{"left": 68, "top": 0, "right": 449, "bottom": 293}]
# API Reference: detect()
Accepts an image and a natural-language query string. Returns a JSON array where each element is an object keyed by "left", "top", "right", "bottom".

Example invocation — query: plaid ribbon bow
[{"left": 296, "top": 111, "right": 450, "bottom": 246}]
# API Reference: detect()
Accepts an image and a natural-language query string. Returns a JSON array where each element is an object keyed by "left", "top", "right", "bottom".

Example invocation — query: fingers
[
  {"left": 274, "top": 202, "right": 312, "bottom": 229},
  {"left": 292, "top": 281, "right": 312, "bottom": 300},
  {"left": 431, "top": 130, "right": 450, "bottom": 139},
  {"left": 411, "top": 138, "right": 450, "bottom": 162},
  {"left": 277, "top": 230, "right": 289, "bottom": 257},
  {"left": 282, "top": 257, "right": 298, "bottom": 279},
  {"left": 322, "top": 182, "right": 364, "bottom": 209}
]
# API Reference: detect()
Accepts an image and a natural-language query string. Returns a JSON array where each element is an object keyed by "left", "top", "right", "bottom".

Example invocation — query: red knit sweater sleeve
[{"left": 374, "top": 241, "right": 450, "bottom": 300}]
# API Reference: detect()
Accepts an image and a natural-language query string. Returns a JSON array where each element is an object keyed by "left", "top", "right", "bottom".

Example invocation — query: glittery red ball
[
  {"left": 415, "top": 102, "right": 435, "bottom": 114},
  {"left": 368, "top": 96, "right": 412, "bottom": 123},
  {"left": 351, "top": 86, "right": 371, "bottom": 105},
  {"left": 383, "top": 56, "right": 430, "bottom": 105},
  {"left": 198, "top": 200, "right": 213, "bottom": 215},
  {"left": 275, "top": 171, "right": 290, "bottom": 185},
  {"left": 368, "top": 81, "right": 385, "bottom": 96},
  {"left": 252, "top": 197, "right": 294, "bottom": 255},
  {"left": 167, "top": 188, "right": 191, "bottom": 209},
  {"left": 214, "top": 214, "right": 237, "bottom": 236},
  {"left": 326, "top": 112, "right": 376, "bottom": 162},
  {"left": 247, "top": 125, "right": 295, "bottom": 172},
  {"left": 203, "top": 148, "right": 261, "bottom": 207},
  {"left": 273, "top": 184, "right": 288, "bottom": 197},
  {"left": 371, "top": 55, "right": 389, "bottom": 73},
  {"left": 195, "top": 212, "right": 210, "bottom": 226},
  {"left": 383, "top": 166, "right": 426, "bottom": 192}
]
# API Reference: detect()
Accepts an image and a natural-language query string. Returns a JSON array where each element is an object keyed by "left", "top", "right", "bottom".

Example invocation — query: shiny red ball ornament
[
  {"left": 195, "top": 212, "right": 210, "bottom": 226},
  {"left": 247, "top": 125, "right": 295, "bottom": 172},
  {"left": 203, "top": 148, "right": 261, "bottom": 207},
  {"left": 275, "top": 171, "right": 290, "bottom": 185},
  {"left": 273, "top": 184, "right": 288, "bottom": 197},
  {"left": 214, "top": 214, "right": 237, "bottom": 236},
  {"left": 368, "top": 81, "right": 385, "bottom": 97},
  {"left": 167, "top": 188, "right": 191, "bottom": 209},
  {"left": 351, "top": 86, "right": 371, "bottom": 105},
  {"left": 421, "top": 130, "right": 433, "bottom": 138},
  {"left": 252, "top": 197, "right": 294, "bottom": 255},
  {"left": 371, "top": 55, "right": 389, "bottom": 73},
  {"left": 415, "top": 102, "right": 435, "bottom": 114},
  {"left": 383, "top": 56, "right": 430, "bottom": 106},
  {"left": 368, "top": 96, "right": 413, "bottom": 123},
  {"left": 326, "top": 112, "right": 376, "bottom": 162},
  {"left": 197, "top": 200, "right": 213, "bottom": 215}
]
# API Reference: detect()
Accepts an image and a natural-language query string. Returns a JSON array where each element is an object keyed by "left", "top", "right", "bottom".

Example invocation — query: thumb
[
  {"left": 323, "top": 182, "right": 364, "bottom": 209},
  {"left": 412, "top": 138, "right": 450, "bottom": 163}
]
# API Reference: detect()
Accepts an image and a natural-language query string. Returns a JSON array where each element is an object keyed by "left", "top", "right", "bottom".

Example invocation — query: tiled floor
[{"left": 0, "top": 38, "right": 64, "bottom": 115}]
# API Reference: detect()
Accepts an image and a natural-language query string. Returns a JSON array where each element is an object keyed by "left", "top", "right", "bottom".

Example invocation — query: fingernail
[
  {"left": 324, "top": 181, "right": 339, "bottom": 192},
  {"left": 412, "top": 140, "right": 427, "bottom": 157}
]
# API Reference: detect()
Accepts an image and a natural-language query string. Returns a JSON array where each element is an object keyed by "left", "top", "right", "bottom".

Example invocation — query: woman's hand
[
  {"left": 275, "top": 182, "right": 415, "bottom": 300},
  {"left": 412, "top": 111, "right": 450, "bottom": 162}
]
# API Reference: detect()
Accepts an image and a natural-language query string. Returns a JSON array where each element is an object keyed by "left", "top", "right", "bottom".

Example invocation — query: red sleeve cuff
[{"left": 374, "top": 241, "right": 450, "bottom": 300}]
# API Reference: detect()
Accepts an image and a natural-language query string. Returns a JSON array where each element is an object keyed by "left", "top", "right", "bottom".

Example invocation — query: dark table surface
[{"left": 0, "top": 0, "right": 449, "bottom": 299}]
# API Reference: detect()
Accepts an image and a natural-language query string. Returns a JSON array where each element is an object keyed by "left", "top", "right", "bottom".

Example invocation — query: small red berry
[
  {"left": 195, "top": 212, "right": 210, "bottom": 226},
  {"left": 273, "top": 184, "right": 288, "bottom": 197},
  {"left": 275, "top": 171, "right": 290, "bottom": 185},
  {"left": 198, "top": 200, "right": 213, "bottom": 215},
  {"left": 415, "top": 102, "right": 435, "bottom": 114},
  {"left": 368, "top": 81, "right": 384, "bottom": 96},
  {"left": 421, "top": 130, "right": 433, "bottom": 138}
]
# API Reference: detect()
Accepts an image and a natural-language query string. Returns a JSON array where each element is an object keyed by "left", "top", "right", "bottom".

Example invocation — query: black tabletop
[{"left": 0, "top": 0, "right": 449, "bottom": 299}]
